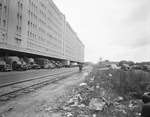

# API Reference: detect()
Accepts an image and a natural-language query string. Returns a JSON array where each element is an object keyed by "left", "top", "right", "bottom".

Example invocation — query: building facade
[{"left": 0, "top": 0, "right": 84, "bottom": 63}]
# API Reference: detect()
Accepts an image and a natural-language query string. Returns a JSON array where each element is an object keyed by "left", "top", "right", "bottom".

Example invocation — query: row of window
[
  {"left": 65, "top": 49, "right": 75, "bottom": 56},
  {"left": 29, "top": 0, "right": 38, "bottom": 14},
  {"left": 28, "top": 31, "right": 36, "bottom": 40},
  {"left": 46, "top": 40, "right": 52, "bottom": 46},
  {"left": 66, "top": 42, "right": 75, "bottom": 52},
  {"left": 47, "top": 32, "right": 52, "bottom": 38},
  {"left": 0, "top": 1, "right": 7, "bottom": 29},
  {"left": 28, "top": 10, "right": 38, "bottom": 21},
  {"left": 47, "top": 16, "right": 62, "bottom": 35},
  {"left": 39, "top": 27, "right": 46, "bottom": 34},
  {"left": 15, "top": 37, "right": 21, "bottom": 45},
  {"left": 39, "top": 1, "right": 46, "bottom": 10},
  {"left": 0, "top": 4, "right": 6, "bottom": 18},
  {"left": 16, "top": 26, "right": 22, "bottom": 34},
  {"left": 39, "top": 9, "right": 46, "bottom": 18},
  {"left": 27, "top": 41, "right": 61, "bottom": 55},
  {"left": 66, "top": 34, "right": 76, "bottom": 46},
  {"left": 16, "top": 0, "right": 23, "bottom": 37},
  {"left": 28, "top": 21, "right": 37, "bottom": 31},
  {"left": 0, "top": 18, "right": 6, "bottom": 29},
  {"left": 47, "top": 23, "right": 62, "bottom": 40},
  {"left": 0, "top": 31, "right": 6, "bottom": 42},
  {"left": 39, "top": 18, "right": 46, "bottom": 26},
  {"left": 27, "top": 31, "right": 46, "bottom": 45},
  {"left": 18, "top": 1, "right": 23, "bottom": 14},
  {"left": 27, "top": 31, "right": 54, "bottom": 47}
]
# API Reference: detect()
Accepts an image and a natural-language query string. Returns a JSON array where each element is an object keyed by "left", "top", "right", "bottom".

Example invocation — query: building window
[
  {"left": 0, "top": 4, "right": 2, "bottom": 9},
  {"left": 27, "top": 31, "right": 29, "bottom": 37},
  {"left": 2, "top": 34, "right": 5, "bottom": 40},
  {"left": 29, "top": 32, "right": 31, "bottom": 38},
  {"left": 16, "top": 26, "right": 19, "bottom": 31},
  {"left": 15, "top": 38, "right": 21, "bottom": 44},
  {"left": 28, "top": 21, "right": 30, "bottom": 25},
  {"left": 19, "top": 27, "right": 21, "bottom": 34},
  {"left": 0, "top": 18, "right": 1, "bottom": 27},
  {"left": 4, "top": 6, "right": 6, "bottom": 13},
  {"left": 3, "top": 20, "right": 6, "bottom": 28},
  {"left": 17, "top": 13, "right": 19, "bottom": 19}
]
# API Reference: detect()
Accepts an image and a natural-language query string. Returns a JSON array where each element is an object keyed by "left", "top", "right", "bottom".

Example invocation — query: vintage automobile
[
  {"left": 30, "top": 62, "right": 41, "bottom": 69},
  {"left": 0, "top": 60, "right": 12, "bottom": 72},
  {"left": 12, "top": 61, "right": 27, "bottom": 71}
]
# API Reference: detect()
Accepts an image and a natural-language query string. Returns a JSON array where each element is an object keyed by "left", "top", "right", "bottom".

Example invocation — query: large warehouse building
[{"left": 0, "top": 0, "right": 84, "bottom": 63}]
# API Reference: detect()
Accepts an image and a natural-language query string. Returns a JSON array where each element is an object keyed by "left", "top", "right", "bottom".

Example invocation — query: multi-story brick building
[{"left": 0, "top": 0, "right": 84, "bottom": 63}]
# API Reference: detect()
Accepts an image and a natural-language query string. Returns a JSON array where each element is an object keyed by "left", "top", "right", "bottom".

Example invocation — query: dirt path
[{"left": 0, "top": 70, "right": 90, "bottom": 117}]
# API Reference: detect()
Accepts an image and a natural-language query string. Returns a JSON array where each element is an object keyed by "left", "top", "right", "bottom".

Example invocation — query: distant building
[{"left": 0, "top": 0, "right": 84, "bottom": 63}]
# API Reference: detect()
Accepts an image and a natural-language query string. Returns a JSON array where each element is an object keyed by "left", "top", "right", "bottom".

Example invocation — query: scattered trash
[
  {"left": 46, "top": 68, "right": 143, "bottom": 117},
  {"left": 114, "top": 96, "right": 124, "bottom": 102},
  {"left": 96, "top": 83, "right": 100, "bottom": 89},
  {"left": 89, "top": 98, "right": 106, "bottom": 111},
  {"left": 66, "top": 112, "right": 73, "bottom": 117},
  {"left": 79, "top": 83, "right": 87, "bottom": 87},
  {"left": 109, "top": 74, "right": 112, "bottom": 77},
  {"left": 45, "top": 107, "right": 52, "bottom": 112}
]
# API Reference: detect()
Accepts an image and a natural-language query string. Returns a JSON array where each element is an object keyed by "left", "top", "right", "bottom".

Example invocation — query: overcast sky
[{"left": 53, "top": 0, "right": 150, "bottom": 63}]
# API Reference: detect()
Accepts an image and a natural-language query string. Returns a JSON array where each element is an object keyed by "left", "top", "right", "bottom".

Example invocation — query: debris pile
[{"left": 46, "top": 69, "right": 143, "bottom": 117}]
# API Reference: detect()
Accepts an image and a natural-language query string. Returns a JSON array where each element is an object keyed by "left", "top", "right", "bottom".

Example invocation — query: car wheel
[
  {"left": 1, "top": 68, "right": 5, "bottom": 72},
  {"left": 18, "top": 67, "right": 22, "bottom": 71}
]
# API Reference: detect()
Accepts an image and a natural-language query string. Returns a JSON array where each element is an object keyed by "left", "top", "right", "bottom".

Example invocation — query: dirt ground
[{"left": 0, "top": 70, "right": 90, "bottom": 117}]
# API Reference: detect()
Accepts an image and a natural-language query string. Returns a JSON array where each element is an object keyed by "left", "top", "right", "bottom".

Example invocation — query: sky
[{"left": 53, "top": 0, "right": 150, "bottom": 63}]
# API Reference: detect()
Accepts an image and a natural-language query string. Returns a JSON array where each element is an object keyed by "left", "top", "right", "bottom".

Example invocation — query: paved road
[{"left": 0, "top": 67, "right": 79, "bottom": 86}]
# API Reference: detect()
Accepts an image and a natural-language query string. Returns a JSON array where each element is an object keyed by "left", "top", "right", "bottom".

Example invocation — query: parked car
[
  {"left": 49, "top": 61, "right": 56, "bottom": 69},
  {"left": 0, "top": 60, "right": 12, "bottom": 72},
  {"left": 34, "top": 58, "right": 51, "bottom": 69},
  {"left": 26, "top": 63, "right": 32, "bottom": 70},
  {"left": 19, "top": 58, "right": 31, "bottom": 70},
  {"left": 30, "top": 62, "right": 41, "bottom": 69},
  {"left": 50, "top": 60, "right": 57, "bottom": 68},
  {"left": 12, "top": 61, "right": 27, "bottom": 71},
  {"left": 55, "top": 61, "right": 63, "bottom": 68},
  {"left": 61, "top": 60, "right": 70, "bottom": 67}
]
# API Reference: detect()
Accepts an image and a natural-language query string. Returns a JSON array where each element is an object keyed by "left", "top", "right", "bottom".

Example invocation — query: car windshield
[
  {"left": 22, "top": 62, "right": 26, "bottom": 65},
  {"left": 17, "top": 61, "right": 22, "bottom": 64},
  {"left": 0, "top": 61, "right": 6, "bottom": 65}
]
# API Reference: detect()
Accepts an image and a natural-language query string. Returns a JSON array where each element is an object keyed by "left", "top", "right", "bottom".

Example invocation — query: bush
[
  {"left": 86, "top": 65, "right": 150, "bottom": 99},
  {"left": 109, "top": 70, "right": 150, "bottom": 99}
]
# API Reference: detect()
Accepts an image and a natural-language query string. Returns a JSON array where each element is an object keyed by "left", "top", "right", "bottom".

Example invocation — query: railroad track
[{"left": 0, "top": 69, "right": 81, "bottom": 101}]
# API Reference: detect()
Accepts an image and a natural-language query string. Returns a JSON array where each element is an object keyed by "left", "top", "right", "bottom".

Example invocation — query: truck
[
  {"left": 24, "top": 58, "right": 40, "bottom": 69},
  {"left": 34, "top": 58, "right": 51, "bottom": 69},
  {"left": 5, "top": 56, "right": 27, "bottom": 71},
  {"left": 0, "top": 57, "right": 12, "bottom": 72},
  {"left": 70, "top": 62, "right": 77, "bottom": 67},
  {"left": 61, "top": 60, "right": 70, "bottom": 67},
  {"left": 24, "top": 58, "right": 34, "bottom": 64},
  {"left": 19, "top": 58, "right": 31, "bottom": 70}
]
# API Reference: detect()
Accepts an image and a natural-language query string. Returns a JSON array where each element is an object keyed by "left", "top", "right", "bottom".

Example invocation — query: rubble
[
  {"left": 89, "top": 98, "right": 106, "bottom": 111},
  {"left": 46, "top": 68, "right": 143, "bottom": 117},
  {"left": 79, "top": 83, "right": 87, "bottom": 87},
  {"left": 114, "top": 96, "right": 124, "bottom": 102}
]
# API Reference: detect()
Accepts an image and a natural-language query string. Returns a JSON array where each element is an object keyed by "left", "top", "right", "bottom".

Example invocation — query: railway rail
[{"left": 0, "top": 69, "right": 81, "bottom": 101}]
